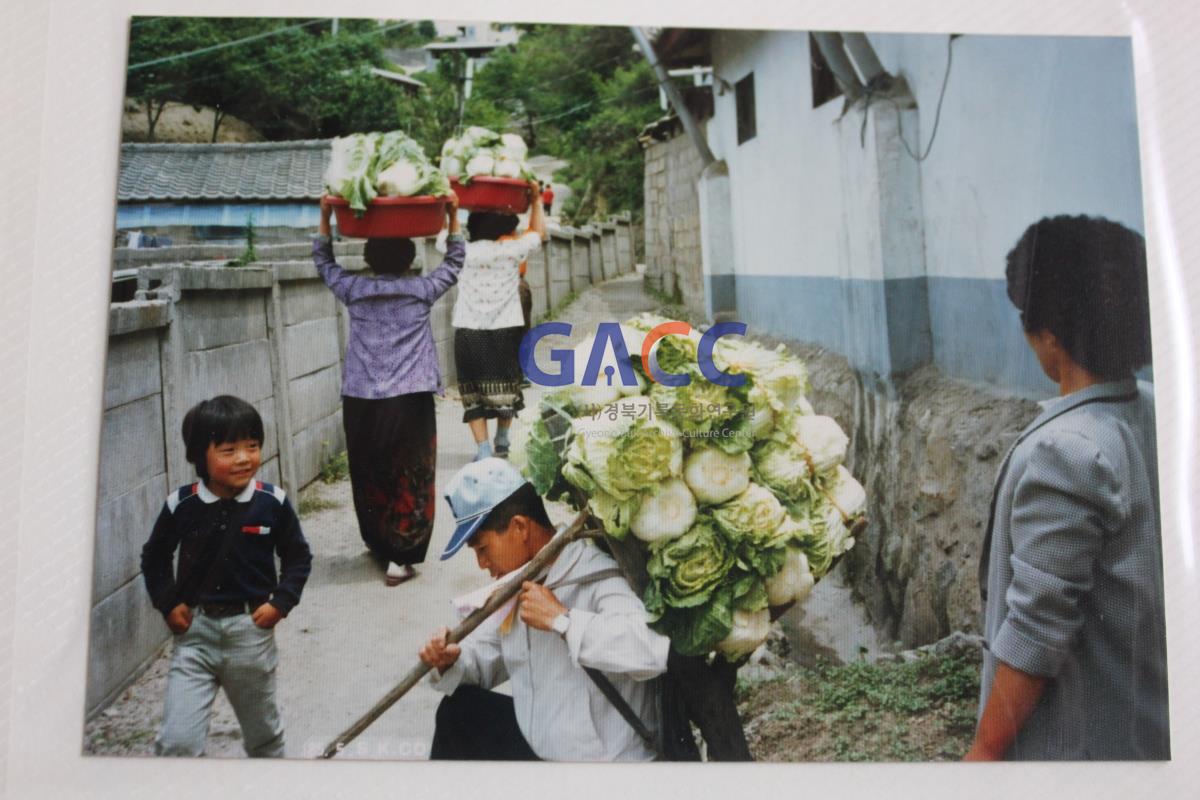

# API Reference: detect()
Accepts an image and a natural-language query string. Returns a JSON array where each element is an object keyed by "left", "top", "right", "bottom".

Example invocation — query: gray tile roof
[{"left": 118, "top": 140, "right": 331, "bottom": 202}]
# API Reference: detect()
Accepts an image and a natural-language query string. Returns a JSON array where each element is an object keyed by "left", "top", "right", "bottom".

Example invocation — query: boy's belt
[{"left": 197, "top": 599, "right": 265, "bottom": 618}]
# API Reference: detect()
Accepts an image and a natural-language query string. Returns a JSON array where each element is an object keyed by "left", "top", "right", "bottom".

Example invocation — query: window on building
[
  {"left": 736, "top": 73, "right": 756, "bottom": 145},
  {"left": 809, "top": 33, "right": 843, "bottom": 108}
]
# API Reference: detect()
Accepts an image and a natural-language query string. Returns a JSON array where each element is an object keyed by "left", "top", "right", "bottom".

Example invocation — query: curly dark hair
[
  {"left": 467, "top": 211, "right": 519, "bottom": 242},
  {"left": 363, "top": 237, "right": 416, "bottom": 276},
  {"left": 1005, "top": 215, "right": 1152, "bottom": 379}
]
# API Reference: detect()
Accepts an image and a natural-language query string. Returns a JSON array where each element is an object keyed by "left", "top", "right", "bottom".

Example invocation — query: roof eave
[{"left": 654, "top": 28, "right": 713, "bottom": 69}]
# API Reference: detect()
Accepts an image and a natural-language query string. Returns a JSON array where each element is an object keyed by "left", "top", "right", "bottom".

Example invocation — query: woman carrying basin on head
[
  {"left": 443, "top": 179, "right": 547, "bottom": 461},
  {"left": 312, "top": 194, "right": 463, "bottom": 585}
]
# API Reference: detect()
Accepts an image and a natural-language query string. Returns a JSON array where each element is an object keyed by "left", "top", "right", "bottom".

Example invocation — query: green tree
[
  {"left": 126, "top": 17, "right": 411, "bottom": 141},
  {"left": 470, "top": 25, "right": 662, "bottom": 224},
  {"left": 378, "top": 19, "right": 437, "bottom": 49},
  {"left": 125, "top": 17, "right": 221, "bottom": 140},
  {"left": 393, "top": 52, "right": 510, "bottom": 157},
  {"left": 558, "top": 62, "right": 661, "bottom": 221}
]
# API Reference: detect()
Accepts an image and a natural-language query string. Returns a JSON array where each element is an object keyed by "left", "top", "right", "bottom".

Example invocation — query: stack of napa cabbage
[
  {"left": 511, "top": 315, "right": 866, "bottom": 660},
  {"left": 325, "top": 130, "right": 451, "bottom": 213},
  {"left": 439, "top": 126, "right": 532, "bottom": 182}
]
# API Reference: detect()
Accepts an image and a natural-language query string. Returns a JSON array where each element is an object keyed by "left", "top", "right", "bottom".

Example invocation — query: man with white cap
[{"left": 419, "top": 458, "right": 670, "bottom": 761}]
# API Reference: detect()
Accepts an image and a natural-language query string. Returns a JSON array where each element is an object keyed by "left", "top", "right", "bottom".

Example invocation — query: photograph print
[{"left": 86, "top": 15, "right": 1167, "bottom": 763}]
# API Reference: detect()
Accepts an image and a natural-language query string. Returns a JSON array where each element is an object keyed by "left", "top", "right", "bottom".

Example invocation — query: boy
[
  {"left": 141, "top": 395, "right": 313, "bottom": 757},
  {"left": 419, "top": 458, "right": 669, "bottom": 761}
]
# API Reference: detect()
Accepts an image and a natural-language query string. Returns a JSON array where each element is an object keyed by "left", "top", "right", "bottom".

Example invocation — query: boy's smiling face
[{"left": 204, "top": 437, "right": 262, "bottom": 499}]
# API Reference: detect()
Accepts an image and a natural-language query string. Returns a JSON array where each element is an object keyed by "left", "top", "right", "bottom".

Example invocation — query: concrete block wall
[
  {"left": 601, "top": 223, "right": 620, "bottom": 281},
  {"left": 523, "top": 236, "right": 550, "bottom": 320},
  {"left": 546, "top": 232, "right": 573, "bottom": 309},
  {"left": 587, "top": 229, "right": 603, "bottom": 285},
  {"left": 272, "top": 261, "right": 345, "bottom": 488},
  {"left": 145, "top": 264, "right": 285, "bottom": 493},
  {"left": 571, "top": 231, "right": 591, "bottom": 290},
  {"left": 88, "top": 305, "right": 172, "bottom": 714}
]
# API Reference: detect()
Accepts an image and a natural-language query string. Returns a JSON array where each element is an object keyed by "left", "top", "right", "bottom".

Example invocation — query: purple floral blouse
[{"left": 312, "top": 234, "right": 465, "bottom": 399}]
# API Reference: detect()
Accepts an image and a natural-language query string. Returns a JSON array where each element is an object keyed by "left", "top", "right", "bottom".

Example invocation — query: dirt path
[
  {"left": 83, "top": 272, "right": 885, "bottom": 759},
  {"left": 83, "top": 273, "right": 657, "bottom": 759}
]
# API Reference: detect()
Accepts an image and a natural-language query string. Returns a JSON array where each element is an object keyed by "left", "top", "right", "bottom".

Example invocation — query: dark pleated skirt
[
  {"left": 342, "top": 392, "right": 437, "bottom": 565},
  {"left": 455, "top": 327, "right": 526, "bottom": 423}
]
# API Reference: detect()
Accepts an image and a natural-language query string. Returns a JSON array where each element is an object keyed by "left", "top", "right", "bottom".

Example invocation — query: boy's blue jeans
[{"left": 155, "top": 610, "right": 285, "bottom": 757}]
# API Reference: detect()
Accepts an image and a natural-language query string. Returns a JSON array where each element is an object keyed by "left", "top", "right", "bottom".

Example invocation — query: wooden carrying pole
[{"left": 319, "top": 510, "right": 595, "bottom": 759}]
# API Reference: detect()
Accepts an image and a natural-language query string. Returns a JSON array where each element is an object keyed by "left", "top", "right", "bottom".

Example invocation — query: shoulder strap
[
  {"left": 545, "top": 567, "right": 623, "bottom": 591},
  {"left": 582, "top": 667, "right": 664, "bottom": 759},
  {"left": 543, "top": 566, "right": 663, "bottom": 757}
]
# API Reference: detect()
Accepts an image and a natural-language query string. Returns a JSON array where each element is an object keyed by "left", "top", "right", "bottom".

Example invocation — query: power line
[
  {"left": 467, "top": 52, "right": 637, "bottom": 120},
  {"left": 896, "top": 34, "right": 956, "bottom": 162},
  {"left": 137, "top": 20, "right": 417, "bottom": 96},
  {"left": 524, "top": 82, "right": 661, "bottom": 126},
  {"left": 128, "top": 18, "right": 330, "bottom": 71},
  {"left": 860, "top": 34, "right": 957, "bottom": 162},
  {"left": 513, "top": 52, "right": 627, "bottom": 94}
]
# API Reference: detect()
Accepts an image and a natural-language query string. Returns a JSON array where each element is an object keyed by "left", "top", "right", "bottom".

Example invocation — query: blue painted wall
[
  {"left": 729, "top": 274, "right": 1057, "bottom": 396},
  {"left": 117, "top": 203, "right": 318, "bottom": 229}
]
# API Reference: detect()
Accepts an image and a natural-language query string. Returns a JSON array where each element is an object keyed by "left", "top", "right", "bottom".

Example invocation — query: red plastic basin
[
  {"left": 328, "top": 195, "right": 448, "bottom": 238},
  {"left": 451, "top": 176, "right": 531, "bottom": 214}
]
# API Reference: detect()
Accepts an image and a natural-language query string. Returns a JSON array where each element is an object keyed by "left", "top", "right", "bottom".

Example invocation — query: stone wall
[
  {"left": 643, "top": 123, "right": 707, "bottom": 313},
  {"left": 88, "top": 220, "right": 636, "bottom": 716},
  {"left": 788, "top": 342, "right": 1040, "bottom": 646}
]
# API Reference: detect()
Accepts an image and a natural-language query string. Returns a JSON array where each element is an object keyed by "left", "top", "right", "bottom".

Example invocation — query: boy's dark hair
[
  {"left": 363, "top": 237, "right": 417, "bottom": 276},
  {"left": 478, "top": 482, "right": 553, "bottom": 535},
  {"left": 1006, "top": 214, "right": 1152, "bottom": 379},
  {"left": 467, "top": 212, "right": 519, "bottom": 242},
  {"left": 181, "top": 395, "right": 265, "bottom": 480}
]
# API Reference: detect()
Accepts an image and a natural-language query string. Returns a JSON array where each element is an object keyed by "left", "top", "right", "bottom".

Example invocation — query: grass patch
[
  {"left": 736, "top": 650, "right": 980, "bottom": 762},
  {"left": 644, "top": 284, "right": 704, "bottom": 326},
  {"left": 225, "top": 215, "right": 258, "bottom": 267},
  {"left": 299, "top": 492, "right": 340, "bottom": 515},
  {"left": 318, "top": 446, "right": 350, "bottom": 484}
]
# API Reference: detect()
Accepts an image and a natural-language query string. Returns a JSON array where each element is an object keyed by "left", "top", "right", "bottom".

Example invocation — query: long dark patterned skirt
[
  {"left": 342, "top": 392, "right": 437, "bottom": 566},
  {"left": 454, "top": 327, "right": 526, "bottom": 423}
]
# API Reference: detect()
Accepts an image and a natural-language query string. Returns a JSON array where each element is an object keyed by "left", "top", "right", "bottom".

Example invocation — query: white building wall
[
  {"left": 871, "top": 33, "right": 1144, "bottom": 279},
  {"left": 709, "top": 30, "right": 849, "bottom": 281},
  {"left": 705, "top": 30, "right": 1143, "bottom": 393}
]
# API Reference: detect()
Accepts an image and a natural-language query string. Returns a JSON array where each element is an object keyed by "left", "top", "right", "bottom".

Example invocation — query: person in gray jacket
[
  {"left": 419, "top": 458, "right": 669, "bottom": 761},
  {"left": 966, "top": 215, "right": 1169, "bottom": 760}
]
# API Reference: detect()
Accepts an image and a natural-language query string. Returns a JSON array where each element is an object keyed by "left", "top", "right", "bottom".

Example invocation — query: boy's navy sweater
[{"left": 141, "top": 479, "right": 312, "bottom": 616}]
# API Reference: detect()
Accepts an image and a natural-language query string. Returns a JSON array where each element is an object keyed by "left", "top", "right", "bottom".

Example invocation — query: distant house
[
  {"left": 423, "top": 22, "right": 522, "bottom": 99},
  {"left": 117, "top": 140, "right": 330, "bottom": 244},
  {"left": 651, "top": 29, "right": 1144, "bottom": 398}
]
